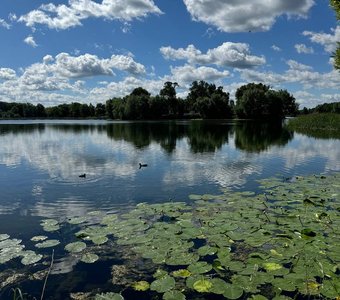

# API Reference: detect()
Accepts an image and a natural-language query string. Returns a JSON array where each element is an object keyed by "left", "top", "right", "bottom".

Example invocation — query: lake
[{"left": 0, "top": 120, "right": 339, "bottom": 299}]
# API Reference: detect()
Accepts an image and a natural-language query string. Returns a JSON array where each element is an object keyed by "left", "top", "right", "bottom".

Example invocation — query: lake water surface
[{"left": 0, "top": 120, "right": 339, "bottom": 299}]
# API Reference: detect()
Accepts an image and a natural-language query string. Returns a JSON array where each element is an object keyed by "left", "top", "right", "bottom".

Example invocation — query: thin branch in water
[{"left": 40, "top": 249, "right": 54, "bottom": 300}]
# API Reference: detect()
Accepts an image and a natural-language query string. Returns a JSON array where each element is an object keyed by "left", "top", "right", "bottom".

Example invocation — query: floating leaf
[
  {"left": 263, "top": 262, "right": 282, "bottom": 272},
  {"left": 21, "top": 251, "right": 42, "bottom": 265},
  {"left": 150, "top": 275, "right": 175, "bottom": 293},
  {"left": 188, "top": 261, "right": 212, "bottom": 274},
  {"left": 91, "top": 236, "right": 108, "bottom": 245},
  {"left": 94, "top": 293, "right": 124, "bottom": 300},
  {"left": 80, "top": 253, "right": 99, "bottom": 264},
  {"left": 30, "top": 236, "right": 48, "bottom": 242},
  {"left": 0, "top": 234, "right": 10, "bottom": 241},
  {"left": 163, "top": 290, "right": 186, "bottom": 300},
  {"left": 132, "top": 281, "right": 150, "bottom": 291},
  {"left": 35, "top": 239, "right": 60, "bottom": 248},
  {"left": 68, "top": 216, "right": 87, "bottom": 225},
  {"left": 222, "top": 284, "right": 244, "bottom": 299},
  {"left": 193, "top": 279, "right": 213, "bottom": 292},
  {"left": 65, "top": 242, "right": 86, "bottom": 253},
  {"left": 172, "top": 269, "right": 191, "bottom": 278}
]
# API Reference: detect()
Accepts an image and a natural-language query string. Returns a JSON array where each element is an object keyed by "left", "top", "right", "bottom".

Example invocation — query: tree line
[{"left": 0, "top": 81, "right": 299, "bottom": 120}]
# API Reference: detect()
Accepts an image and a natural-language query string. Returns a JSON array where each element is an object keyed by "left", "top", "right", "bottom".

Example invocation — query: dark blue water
[{"left": 0, "top": 119, "right": 339, "bottom": 298}]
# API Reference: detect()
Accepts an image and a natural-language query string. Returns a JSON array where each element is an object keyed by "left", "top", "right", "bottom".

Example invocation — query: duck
[
  {"left": 139, "top": 163, "right": 148, "bottom": 169},
  {"left": 79, "top": 173, "right": 86, "bottom": 178}
]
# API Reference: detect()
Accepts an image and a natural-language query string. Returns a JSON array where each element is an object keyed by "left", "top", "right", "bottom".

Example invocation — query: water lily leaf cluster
[{"left": 0, "top": 173, "right": 338, "bottom": 300}]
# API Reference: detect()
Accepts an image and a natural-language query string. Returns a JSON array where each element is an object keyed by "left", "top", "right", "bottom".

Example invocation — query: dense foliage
[
  {"left": 235, "top": 83, "right": 298, "bottom": 119},
  {"left": 1, "top": 81, "right": 299, "bottom": 120},
  {"left": 300, "top": 101, "right": 340, "bottom": 114},
  {"left": 330, "top": 0, "right": 340, "bottom": 70}
]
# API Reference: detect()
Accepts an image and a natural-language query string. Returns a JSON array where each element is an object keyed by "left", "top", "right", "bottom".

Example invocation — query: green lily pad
[
  {"left": 80, "top": 253, "right": 99, "bottom": 263},
  {"left": 21, "top": 250, "right": 42, "bottom": 265},
  {"left": 0, "top": 234, "right": 10, "bottom": 241},
  {"left": 30, "top": 235, "right": 48, "bottom": 242},
  {"left": 35, "top": 239, "right": 60, "bottom": 248},
  {"left": 263, "top": 262, "right": 282, "bottom": 272},
  {"left": 188, "top": 261, "right": 212, "bottom": 274},
  {"left": 222, "top": 283, "right": 244, "bottom": 299},
  {"left": 91, "top": 236, "right": 108, "bottom": 245},
  {"left": 132, "top": 281, "right": 150, "bottom": 291},
  {"left": 65, "top": 241, "right": 86, "bottom": 253},
  {"left": 163, "top": 290, "right": 186, "bottom": 300},
  {"left": 68, "top": 216, "right": 87, "bottom": 225},
  {"left": 94, "top": 293, "right": 124, "bottom": 300},
  {"left": 193, "top": 279, "right": 213, "bottom": 292},
  {"left": 172, "top": 269, "right": 191, "bottom": 278},
  {"left": 150, "top": 275, "right": 176, "bottom": 293}
]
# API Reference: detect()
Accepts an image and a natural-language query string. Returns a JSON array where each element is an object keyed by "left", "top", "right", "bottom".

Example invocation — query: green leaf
[
  {"left": 132, "top": 281, "right": 150, "bottom": 291},
  {"left": 163, "top": 290, "right": 186, "bottom": 300},
  {"left": 193, "top": 279, "right": 213, "bottom": 292},
  {"left": 150, "top": 275, "right": 175, "bottom": 293},
  {"left": 94, "top": 293, "right": 124, "bottom": 300},
  {"left": 80, "top": 253, "right": 99, "bottom": 263},
  {"left": 21, "top": 251, "right": 42, "bottom": 265},
  {"left": 172, "top": 269, "right": 191, "bottom": 278},
  {"left": 35, "top": 239, "right": 60, "bottom": 248},
  {"left": 188, "top": 261, "right": 212, "bottom": 274},
  {"left": 65, "top": 241, "right": 86, "bottom": 253}
]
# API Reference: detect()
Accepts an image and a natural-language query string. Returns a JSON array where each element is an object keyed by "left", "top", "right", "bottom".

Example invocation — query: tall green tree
[
  {"left": 159, "top": 81, "right": 179, "bottom": 115},
  {"left": 330, "top": 0, "right": 340, "bottom": 70}
]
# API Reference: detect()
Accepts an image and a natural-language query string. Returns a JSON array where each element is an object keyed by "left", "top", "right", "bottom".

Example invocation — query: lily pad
[
  {"left": 150, "top": 275, "right": 176, "bottom": 293},
  {"left": 163, "top": 290, "right": 186, "bottom": 300},
  {"left": 94, "top": 293, "right": 124, "bottom": 300},
  {"left": 65, "top": 242, "right": 86, "bottom": 253},
  {"left": 21, "top": 251, "right": 42, "bottom": 265},
  {"left": 188, "top": 261, "right": 212, "bottom": 274},
  {"left": 132, "top": 281, "right": 150, "bottom": 291},
  {"left": 193, "top": 279, "right": 213, "bottom": 292},
  {"left": 80, "top": 253, "right": 99, "bottom": 264},
  {"left": 30, "top": 235, "right": 48, "bottom": 242},
  {"left": 35, "top": 239, "right": 60, "bottom": 248},
  {"left": 0, "top": 234, "right": 10, "bottom": 241},
  {"left": 172, "top": 269, "right": 191, "bottom": 278},
  {"left": 68, "top": 216, "right": 87, "bottom": 225}
]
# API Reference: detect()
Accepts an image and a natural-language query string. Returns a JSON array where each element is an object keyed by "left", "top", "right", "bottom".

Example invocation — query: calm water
[{"left": 0, "top": 119, "right": 339, "bottom": 298}]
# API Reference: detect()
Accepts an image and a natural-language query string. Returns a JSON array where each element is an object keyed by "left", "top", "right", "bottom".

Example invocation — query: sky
[{"left": 0, "top": 0, "right": 339, "bottom": 108}]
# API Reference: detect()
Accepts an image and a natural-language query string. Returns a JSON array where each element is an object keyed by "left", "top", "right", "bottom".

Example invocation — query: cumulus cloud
[
  {"left": 0, "top": 52, "right": 146, "bottom": 105},
  {"left": 24, "top": 35, "right": 38, "bottom": 48},
  {"left": 160, "top": 42, "right": 265, "bottom": 68},
  {"left": 295, "top": 43, "right": 314, "bottom": 54},
  {"left": 271, "top": 45, "right": 281, "bottom": 52},
  {"left": 303, "top": 26, "right": 340, "bottom": 53},
  {"left": 0, "top": 68, "right": 16, "bottom": 80},
  {"left": 18, "top": 0, "right": 162, "bottom": 30},
  {"left": 240, "top": 59, "right": 340, "bottom": 90},
  {"left": 0, "top": 18, "right": 11, "bottom": 29},
  {"left": 169, "top": 65, "right": 229, "bottom": 84},
  {"left": 183, "top": 0, "right": 314, "bottom": 32}
]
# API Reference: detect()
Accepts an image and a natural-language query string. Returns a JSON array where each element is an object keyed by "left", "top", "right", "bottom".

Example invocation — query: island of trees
[{"left": 0, "top": 81, "right": 301, "bottom": 120}]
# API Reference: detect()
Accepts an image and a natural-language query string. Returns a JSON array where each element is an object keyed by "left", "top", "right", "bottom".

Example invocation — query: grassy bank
[{"left": 287, "top": 113, "right": 340, "bottom": 139}]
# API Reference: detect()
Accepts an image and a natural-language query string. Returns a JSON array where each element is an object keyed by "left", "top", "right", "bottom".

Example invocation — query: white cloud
[
  {"left": 24, "top": 35, "right": 38, "bottom": 48},
  {"left": 183, "top": 0, "right": 314, "bottom": 32},
  {"left": 0, "top": 18, "right": 11, "bottom": 29},
  {"left": 240, "top": 59, "right": 340, "bottom": 90},
  {"left": 303, "top": 26, "right": 340, "bottom": 53},
  {"left": 0, "top": 68, "right": 16, "bottom": 80},
  {"left": 18, "top": 0, "right": 162, "bottom": 30},
  {"left": 295, "top": 43, "right": 314, "bottom": 54},
  {"left": 271, "top": 45, "right": 281, "bottom": 52},
  {"left": 169, "top": 65, "right": 229, "bottom": 84},
  {"left": 160, "top": 42, "right": 265, "bottom": 69}
]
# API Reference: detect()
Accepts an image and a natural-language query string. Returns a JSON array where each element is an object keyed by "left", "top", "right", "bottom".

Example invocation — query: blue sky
[{"left": 0, "top": 0, "right": 339, "bottom": 108}]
